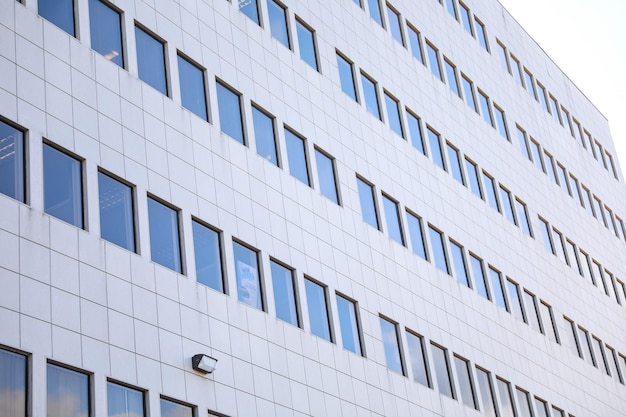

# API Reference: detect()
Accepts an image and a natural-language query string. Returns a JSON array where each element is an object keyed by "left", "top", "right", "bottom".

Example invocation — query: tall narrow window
[
  {"left": 382, "top": 194, "right": 405, "bottom": 245},
  {"left": 593, "top": 261, "right": 610, "bottom": 296},
  {"left": 431, "top": 344, "right": 454, "bottom": 398},
  {"left": 336, "top": 294, "right": 363, "bottom": 355},
  {"left": 367, "top": 0, "right": 384, "bottom": 26},
  {"left": 296, "top": 18, "right": 318, "bottom": 70},
  {"left": 474, "top": 18, "right": 489, "bottom": 50},
  {"left": 523, "top": 69, "right": 537, "bottom": 99},
  {"left": 534, "top": 398, "right": 550, "bottom": 417},
  {"left": 580, "top": 250, "right": 596, "bottom": 285},
  {"left": 454, "top": 356, "right": 477, "bottom": 408},
  {"left": 537, "top": 82, "right": 549, "bottom": 112},
  {"left": 444, "top": 60, "right": 460, "bottom": 97},
  {"left": 470, "top": 254, "right": 489, "bottom": 300},
  {"left": 506, "top": 279, "right": 525, "bottom": 322},
  {"left": 465, "top": 158, "right": 482, "bottom": 198},
  {"left": 305, "top": 278, "right": 332, "bottom": 341},
  {"left": 450, "top": 240, "right": 471, "bottom": 287},
  {"left": 380, "top": 317, "right": 404, "bottom": 374},
  {"left": 39, "top": 0, "right": 75, "bottom": 36},
  {"left": 517, "top": 127, "right": 531, "bottom": 160},
  {"left": 516, "top": 389, "right": 533, "bottom": 417},
  {"left": 384, "top": 92, "right": 404, "bottom": 137},
  {"left": 267, "top": 0, "right": 290, "bottom": 48},
  {"left": 561, "top": 107, "right": 574, "bottom": 136},
  {"left": 496, "top": 379, "right": 516, "bottom": 417},
  {"left": 482, "top": 172, "right": 499, "bottom": 212},
  {"left": 427, "top": 127, "right": 445, "bottom": 170},
  {"left": 0, "top": 120, "right": 25, "bottom": 202},
  {"left": 566, "top": 240, "right": 583, "bottom": 276},
  {"left": 461, "top": 75, "right": 477, "bottom": 112},
  {"left": 148, "top": 197, "right": 182, "bottom": 273},
  {"left": 556, "top": 164, "right": 571, "bottom": 196},
  {"left": 552, "top": 228, "right": 569, "bottom": 264},
  {"left": 216, "top": 81, "right": 245, "bottom": 144},
  {"left": 578, "top": 327, "right": 596, "bottom": 366},
  {"left": 524, "top": 291, "right": 542, "bottom": 332},
  {"left": 135, "top": 25, "right": 167, "bottom": 95},
  {"left": 494, "top": 106, "right": 509, "bottom": 140},
  {"left": 178, "top": 54, "right": 208, "bottom": 120},
  {"left": 539, "top": 218, "right": 554, "bottom": 254},
  {"left": 496, "top": 41, "right": 509, "bottom": 72},
  {"left": 593, "top": 337, "right": 610, "bottom": 375},
  {"left": 429, "top": 226, "right": 450, "bottom": 274},
  {"left": 510, "top": 55, "right": 523, "bottom": 85},
  {"left": 581, "top": 186, "right": 595, "bottom": 217},
  {"left": 357, "top": 177, "right": 379, "bottom": 229},
  {"left": 98, "top": 172, "right": 135, "bottom": 252},
  {"left": 107, "top": 381, "right": 145, "bottom": 417},
  {"left": 407, "top": 25, "right": 424, "bottom": 64},
  {"left": 336, "top": 52, "right": 357, "bottom": 101},
  {"left": 386, "top": 4, "right": 404, "bottom": 45},
  {"left": 239, "top": 0, "right": 260, "bottom": 24},
  {"left": 475, "top": 368, "right": 497, "bottom": 417},
  {"left": 562, "top": 317, "right": 580, "bottom": 356},
  {"left": 406, "top": 330, "right": 430, "bottom": 386},
  {"left": 270, "top": 260, "right": 299, "bottom": 326},
  {"left": 0, "top": 348, "right": 27, "bottom": 417},
  {"left": 43, "top": 143, "right": 83, "bottom": 228},
  {"left": 192, "top": 220, "right": 224, "bottom": 292},
  {"left": 551, "top": 407, "right": 565, "bottom": 417},
  {"left": 160, "top": 398, "right": 193, "bottom": 417},
  {"left": 233, "top": 241, "right": 263, "bottom": 310},
  {"left": 252, "top": 106, "right": 278, "bottom": 165},
  {"left": 47, "top": 363, "right": 90, "bottom": 417},
  {"left": 459, "top": 2, "right": 473, "bottom": 35},
  {"left": 445, "top": 0, "right": 458, "bottom": 19},
  {"left": 89, "top": 0, "right": 123, "bottom": 67},
  {"left": 446, "top": 143, "right": 464, "bottom": 185},
  {"left": 543, "top": 151, "right": 558, "bottom": 184},
  {"left": 478, "top": 90, "right": 493, "bottom": 126},
  {"left": 499, "top": 186, "right": 516, "bottom": 225},
  {"left": 406, "top": 109, "right": 425, "bottom": 154},
  {"left": 315, "top": 148, "right": 340, "bottom": 204},
  {"left": 285, "top": 128, "right": 310, "bottom": 185},
  {"left": 593, "top": 196, "right": 607, "bottom": 226},
  {"left": 489, "top": 267, "right": 508, "bottom": 310},
  {"left": 406, "top": 210, "right": 427, "bottom": 260},
  {"left": 569, "top": 175, "right": 583, "bottom": 206},
  {"left": 361, "top": 73, "right": 381, "bottom": 120},
  {"left": 549, "top": 96, "right": 562, "bottom": 124},
  {"left": 515, "top": 199, "right": 532, "bottom": 236},
  {"left": 606, "top": 345, "right": 624, "bottom": 384},
  {"left": 540, "top": 302, "right": 558, "bottom": 343},
  {"left": 426, "top": 42, "right": 442, "bottom": 81}
]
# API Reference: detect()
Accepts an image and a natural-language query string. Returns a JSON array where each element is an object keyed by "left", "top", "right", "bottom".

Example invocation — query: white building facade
[{"left": 1, "top": 0, "right": 626, "bottom": 416}]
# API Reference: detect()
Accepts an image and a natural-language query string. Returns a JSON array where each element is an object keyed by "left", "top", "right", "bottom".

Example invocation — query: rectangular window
[
  {"left": 450, "top": 240, "right": 470, "bottom": 287},
  {"left": 524, "top": 290, "right": 542, "bottom": 332},
  {"left": 357, "top": 176, "right": 379, "bottom": 229},
  {"left": 517, "top": 126, "right": 531, "bottom": 160},
  {"left": 446, "top": 143, "right": 464, "bottom": 184},
  {"left": 499, "top": 186, "right": 516, "bottom": 225},
  {"left": 431, "top": 343, "right": 454, "bottom": 398},
  {"left": 135, "top": 25, "right": 167, "bottom": 95},
  {"left": 566, "top": 240, "right": 583, "bottom": 276},
  {"left": 426, "top": 41, "right": 443, "bottom": 81},
  {"left": 148, "top": 197, "right": 182, "bottom": 273},
  {"left": 444, "top": 59, "right": 461, "bottom": 97},
  {"left": 0, "top": 119, "right": 26, "bottom": 202},
  {"left": 459, "top": 2, "right": 473, "bottom": 35},
  {"left": 160, "top": 398, "right": 193, "bottom": 417},
  {"left": 361, "top": 72, "right": 382, "bottom": 120},
  {"left": 529, "top": 139, "right": 544, "bottom": 172},
  {"left": 336, "top": 294, "right": 363, "bottom": 355},
  {"left": 506, "top": 279, "right": 525, "bottom": 322},
  {"left": 593, "top": 337, "right": 610, "bottom": 375},
  {"left": 89, "top": 0, "right": 123, "bottom": 67},
  {"left": 406, "top": 210, "right": 427, "bottom": 260},
  {"left": 552, "top": 228, "right": 569, "bottom": 265},
  {"left": 98, "top": 172, "right": 135, "bottom": 252},
  {"left": 380, "top": 316, "right": 404, "bottom": 374},
  {"left": 233, "top": 241, "right": 263, "bottom": 310},
  {"left": 39, "top": 0, "right": 75, "bottom": 36},
  {"left": 336, "top": 52, "right": 358, "bottom": 101},
  {"left": 427, "top": 127, "right": 445, "bottom": 170},
  {"left": 384, "top": 92, "right": 404, "bottom": 137},
  {"left": 407, "top": 24, "right": 424, "bottom": 64},
  {"left": 540, "top": 301, "right": 559, "bottom": 343},
  {"left": 578, "top": 326, "right": 596, "bottom": 366},
  {"left": 482, "top": 172, "right": 499, "bottom": 212},
  {"left": 552, "top": 407, "right": 565, "bottom": 417},
  {"left": 386, "top": 3, "right": 404, "bottom": 45},
  {"left": 267, "top": 0, "right": 291, "bottom": 48},
  {"left": 270, "top": 260, "right": 299, "bottom": 326},
  {"left": 0, "top": 348, "right": 27, "bottom": 417},
  {"left": 494, "top": 105, "right": 509, "bottom": 140},
  {"left": 47, "top": 363, "right": 90, "bottom": 417},
  {"left": 461, "top": 74, "right": 477, "bottom": 112},
  {"left": 583, "top": 130, "right": 593, "bottom": 152},
  {"left": 496, "top": 378, "right": 516, "bottom": 417},
  {"left": 315, "top": 148, "right": 340, "bottom": 204},
  {"left": 572, "top": 118, "right": 584, "bottom": 145},
  {"left": 515, "top": 199, "right": 533, "bottom": 237},
  {"left": 475, "top": 367, "right": 497, "bottom": 417},
  {"left": 593, "top": 196, "right": 607, "bottom": 226},
  {"left": 537, "top": 82, "right": 550, "bottom": 112},
  {"left": 556, "top": 163, "right": 571, "bottom": 195},
  {"left": 510, "top": 55, "right": 523, "bottom": 85},
  {"left": 216, "top": 81, "right": 245, "bottom": 144},
  {"left": 606, "top": 152, "right": 619, "bottom": 179},
  {"left": 516, "top": 388, "right": 533, "bottom": 417},
  {"left": 477, "top": 90, "right": 493, "bottom": 126},
  {"left": 465, "top": 158, "right": 482, "bottom": 198},
  {"left": 523, "top": 68, "right": 537, "bottom": 100},
  {"left": 496, "top": 40, "right": 509, "bottom": 72},
  {"left": 489, "top": 267, "right": 508, "bottom": 311},
  {"left": 192, "top": 220, "right": 224, "bottom": 292},
  {"left": 593, "top": 261, "right": 610, "bottom": 296},
  {"left": 43, "top": 143, "right": 83, "bottom": 228},
  {"left": 549, "top": 95, "right": 562, "bottom": 124},
  {"left": 406, "top": 109, "right": 425, "bottom": 154},
  {"left": 474, "top": 18, "right": 489, "bottom": 50},
  {"left": 617, "top": 216, "right": 626, "bottom": 241},
  {"left": 563, "top": 317, "right": 581, "bottom": 357},
  {"left": 592, "top": 140, "right": 602, "bottom": 162},
  {"left": 239, "top": 0, "right": 260, "bottom": 24},
  {"left": 285, "top": 128, "right": 311, "bottom": 185},
  {"left": 445, "top": 0, "right": 458, "bottom": 19},
  {"left": 561, "top": 107, "right": 574, "bottom": 136},
  {"left": 469, "top": 254, "right": 490, "bottom": 300},
  {"left": 382, "top": 194, "right": 405, "bottom": 245},
  {"left": 544, "top": 151, "right": 558, "bottom": 184},
  {"left": 428, "top": 225, "right": 450, "bottom": 274},
  {"left": 605, "top": 207, "right": 618, "bottom": 236},
  {"left": 107, "top": 381, "right": 145, "bottom": 417},
  {"left": 406, "top": 330, "right": 430, "bottom": 386},
  {"left": 367, "top": 0, "right": 384, "bottom": 26},
  {"left": 178, "top": 54, "right": 208, "bottom": 120},
  {"left": 605, "top": 269, "right": 618, "bottom": 302},
  {"left": 296, "top": 18, "right": 318, "bottom": 70},
  {"left": 569, "top": 175, "right": 583, "bottom": 207},
  {"left": 454, "top": 356, "right": 477, "bottom": 408},
  {"left": 581, "top": 186, "right": 595, "bottom": 217},
  {"left": 252, "top": 105, "right": 279, "bottom": 165},
  {"left": 305, "top": 278, "right": 332, "bottom": 341},
  {"left": 539, "top": 217, "right": 554, "bottom": 254},
  {"left": 606, "top": 345, "right": 624, "bottom": 384},
  {"left": 580, "top": 250, "right": 596, "bottom": 285},
  {"left": 534, "top": 397, "right": 550, "bottom": 417}
]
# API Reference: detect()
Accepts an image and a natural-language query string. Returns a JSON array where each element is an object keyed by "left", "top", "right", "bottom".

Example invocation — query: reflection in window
[
  {"left": 475, "top": 368, "right": 497, "bottom": 417},
  {"left": 517, "top": 127, "right": 531, "bottom": 160},
  {"left": 367, "top": 0, "right": 383, "bottom": 26},
  {"left": 426, "top": 42, "right": 442, "bottom": 81},
  {"left": 361, "top": 73, "right": 381, "bottom": 120},
  {"left": 446, "top": 143, "right": 464, "bottom": 184},
  {"left": 489, "top": 267, "right": 508, "bottom": 310},
  {"left": 135, "top": 26, "right": 167, "bottom": 95},
  {"left": 107, "top": 381, "right": 145, "bottom": 417},
  {"left": 337, "top": 53, "right": 357, "bottom": 101},
  {"left": 89, "top": 0, "right": 123, "bottom": 67},
  {"left": 252, "top": 106, "right": 278, "bottom": 166},
  {"left": 516, "top": 389, "right": 533, "bottom": 417},
  {"left": 461, "top": 75, "right": 477, "bottom": 112},
  {"left": 494, "top": 106, "right": 509, "bottom": 140},
  {"left": 43, "top": 144, "right": 83, "bottom": 228},
  {"left": 380, "top": 317, "right": 404, "bottom": 374},
  {"left": 382, "top": 195, "right": 404, "bottom": 245},
  {"left": 470, "top": 254, "right": 489, "bottom": 300},
  {"left": 578, "top": 327, "right": 595, "bottom": 366},
  {"left": 551, "top": 406, "right": 565, "bottom": 417},
  {"left": 540, "top": 302, "right": 558, "bottom": 343},
  {"left": 178, "top": 55, "right": 208, "bottom": 120},
  {"left": 431, "top": 344, "right": 454, "bottom": 398},
  {"left": 537, "top": 82, "right": 550, "bottom": 112},
  {"left": 39, "top": 0, "right": 75, "bottom": 36},
  {"left": 336, "top": 294, "right": 363, "bottom": 355},
  {"left": 98, "top": 172, "right": 135, "bottom": 252},
  {"left": 386, "top": 4, "right": 404, "bottom": 45},
  {"left": 267, "top": 0, "right": 290, "bottom": 48},
  {"left": 478, "top": 90, "right": 493, "bottom": 126},
  {"left": 429, "top": 226, "right": 449, "bottom": 274},
  {"left": 406, "top": 211, "right": 427, "bottom": 260},
  {"left": 474, "top": 18, "right": 489, "bottom": 50},
  {"left": 465, "top": 159, "right": 482, "bottom": 198},
  {"left": 406, "top": 331, "right": 429, "bottom": 386},
  {"left": 459, "top": 3, "right": 473, "bottom": 35},
  {"left": 549, "top": 96, "right": 562, "bottom": 124},
  {"left": 515, "top": 199, "right": 532, "bottom": 236},
  {"left": 47, "top": 363, "right": 90, "bottom": 417},
  {"left": 315, "top": 148, "right": 340, "bottom": 204},
  {"left": 511, "top": 56, "right": 523, "bottom": 86},
  {"left": 306, "top": 279, "right": 332, "bottom": 341},
  {"left": 0, "top": 348, "right": 27, "bottom": 417},
  {"left": 148, "top": 197, "right": 182, "bottom": 273},
  {"left": 239, "top": 0, "right": 260, "bottom": 24},
  {"left": 563, "top": 317, "right": 581, "bottom": 357},
  {"left": 216, "top": 82, "right": 244, "bottom": 144},
  {"left": 357, "top": 177, "right": 379, "bottom": 229},
  {"left": 496, "top": 378, "right": 516, "bottom": 417},
  {"left": 523, "top": 291, "right": 542, "bottom": 332},
  {"left": 445, "top": 0, "right": 458, "bottom": 19},
  {"left": 271, "top": 260, "right": 299, "bottom": 327},
  {"left": 296, "top": 19, "right": 318, "bottom": 70},
  {"left": 406, "top": 110, "right": 425, "bottom": 154},
  {"left": 506, "top": 279, "right": 525, "bottom": 322},
  {"left": 192, "top": 220, "right": 223, "bottom": 292},
  {"left": 523, "top": 69, "right": 537, "bottom": 99},
  {"left": 496, "top": 41, "right": 509, "bottom": 72},
  {"left": 450, "top": 241, "right": 470, "bottom": 287},
  {"left": 454, "top": 356, "right": 477, "bottom": 408},
  {"left": 285, "top": 129, "right": 310, "bottom": 185},
  {"left": 444, "top": 60, "right": 460, "bottom": 97},
  {"left": 482, "top": 172, "right": 499, "bottom": 212},
  {"left": 0, "top": 120, "right": 25, "bottom": 202},
  {"left": 384, "top": 92, "right": 404, "bottom": 138},
  {"left": 544, "top": 152, "right": 558, "bottom": 184},
  {"left": 534, "top": 397, "right": 550, "bottom": 417},
  {"left": 499, "top": 186, "right": 516, "bottom": 225},
  {"left": 233, "top": 241, "right": 263, "bottom": 310},
  {"left": 160, "top": 398, "right": 193, "bottom": 417},
  {"left": 539, "top": 218, "right": 554, "bottom": 254},
  {"left": 427, "top": 128, "right": 445, "bottom": 170},
  {"left": 407, "top": 25, "right": 424, "bottom": 64}
]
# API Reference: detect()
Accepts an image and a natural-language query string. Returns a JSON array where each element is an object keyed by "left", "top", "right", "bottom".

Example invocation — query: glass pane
[
  {"left": 459, "top": 4, "right": 472, "bottom": 34},
  {"left": 475, "top": 20, "right": 488, "bottom": 50},
  {"left": 538, "top": 84, "right": 549, "bottom": 111},
  {"left": 482, "top": 173, "right": 499, "bottom": 211},
  {"left": 0, "top": 120, "right": 25, "bottom": 202},
  {"left": 563, "top": 318, "right": 580, "bottom": 357},
  {"left": 336, "top": 295, "right": 362, "bottom": 355},
  {"left": 380, "top": 318, "right": 403, "bottom": 374},
  {"left": 382, "top": 195, "right": 404, "bottom": 245},
  {"left": 450, "top": 241, "right": 470, "bottom": 287},
  {"left": 593, "top": 338, "right": 610, "bottom": 375},
  {"left": 367, "top": 0, "right": 383, "bottom": 25},
  {"left": 497, "top": 43, "right": 509, "bottom": 72},
  {"left": 271, "top": 261, "right": 298, "bottom": 326},
  {"left": 357, "top": 178, "right": 379, "bottom": 229},
  {"left": 178, "top": 55, "right": 207, "bottom": 120},
  {"left": 406, "top": 211, "right": 427, "bottom": 259},
  {"left": 147, "top": 198, "right": 181, "bottom": 273},
  {"left": 135, "top": 26, "right": 167, "bottom": 95},
  {"left": 444, "top": 61, "right": 460, "bottom": 96},
  {"left": 89, "top": 0, "right": 123, "bottom": 67},
  {"left": 489, "top": 268, "right": 507, "bottom": 310},
  {"left": 427, "top": 128, "right": 445, "bottom": 170},
  {"left": 192, "top": 220, "right": 223, "bottom": 292},
  {"left": 384, "top": 93, "right": 404, "bottom": 137},
  {"left": 252, "top": 107, "right": 278, "bottom": 165},
  {"left": 499, "top": 187, "right": 516, "bottom": 224},
  {"left": 534, "top": 398, "right": 549, "bottom": 417},
  {"left": 478, "top": 92, "right": 492, "bottom": 126},
  {"left": 431, "top": 345, "right": 453, "bottom": 398},
  {"left": 43, "top": 144, "right": 83, "bottom": 228},
  {"left": 515, "top": 200, "right": 532, "bottom": 236},
  {"left": 556, "top": 165, "right": 570, "bottom": 195},
  {"left": 98, "top": 172, "right": 135, "bottom": 252},
  {"left": 429, "top": 226, "right": 449, "bottom": 274},
  {"left": 386, "top": 5, "right": 403, "bottom": 44},
  {"left": 39, "top": 0, "right": 75, "bottom": 36},
  {"left": 454, "top": 357, "right": 477, "bottom": 408},
  {"left": 446, "top": 144, "right": 464, "bottom": 184},
  {"left": 337, "top": 54, "right": 357, "bottom": 100},
  {"left": 544, "top": 153, "right": 558, "bottom": 184},
  {"left": 578, "top": 328, "right": 595, "bottom": 366},
  {"left": 445, "top": 0, "right": 457, "bottom": 19},
  {"left": 361, "top": 74, "right": 381, "bottom": 119},
  {"left": 476, "top": 368, "right": 497, "bottom": 417},
  {"left": 426, "top": 43, "right": 441, "bottom": 80},
  {"left": 517, "top": 128, "right": 530, "bottom": 159},
  {"left": 233, "top": 241, "right": 263, "bottom": 310},
  {"left": 530, "top": 141, "right": 544, "bottom": 171},
  {"left": 315, "top": 149, "right": 339, "bottom": 204},
  {"left": 506, "top": 280, "right": 525, "bottom": 321},
  {"left": 470, "top": 255, "right": 489, "bottom": 300},
  {"left": 47, "top": 363, "right": 89, "bottom": 417},
  {"left": 407, "top": 27, "right": 423, "bottom": 63},
  {"left": 552, "top": 230, "right": 568, "bottom": 265},
  {"left": 523, "top": 291, "right": 542, "bottom": 332},
  {"left": 160, "top": 398, "right": 192, "bottom": 417},
  {"left": 465, "top": 159, "right": 482, "bottom": 198},
  {"left": 107, "top": 381, "right": 144, "bottom": 417},
  {"left": 539, "top": 219, "right": 554, "bottom": 254},
  {"left": 267, "top": 0, "right": 290, "bottom": 47},
  {"left": 496, "top": 379, "right": 515, "bottom": 417},
  {"left": 285, "top": 129, "right": 310, "bottom": 185},
  {"left": 296, "top": 20, "right": 318, "bottom": 70},
  {"left": 523, "top": 71, "right": 536, "bottom": 99},
  {"left": 239, "top": 0, "right": 260, "bottom": 24},
  {"left": 406, "top": 331, "right": 429, "bottom": 386},
  {"left": 0, "top": 349, "right": 26, "bottom": 417},
  {"left": 462, "top": 77, "right": 476, "bottom": 111},
  {"left": 306, "top": 279, "right": 331, "bottom": 341},
  {"left": 606, "top": 346, "right": 624, "bottom": 383},
  {"left": 516, "top": 389, "right": 533, "bottom": 417},
  {"left": 216, "top": 82, "right": 244, "bottom": 144},
  {"left": 511, "top": 58, "right": 523, "bottom": 85},
  {"left": 549, "top": 97, "right": 561, "bottom": 124},
  {"left": 406, "top": 111, "right": 425, "bottom": 154},
  {"left": 494, "top": 108, "right": 509, "bottom": 140}
]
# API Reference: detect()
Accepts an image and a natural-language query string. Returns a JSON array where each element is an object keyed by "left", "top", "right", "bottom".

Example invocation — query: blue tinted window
[
  {"left": 450, "top": 241, "right": 470, "bottom": 287},
  {"left": 499, "top": 186, "right": 516, "bottom": 225},
  {"left": 192, "top": 220, "right": 223, "bottom": 292},
  {"left": 384, "top": 93, "right": 404, "bottom": 137},
  {"left": 296, "top": 19, "right": 318, "bottom": 70},
  {"left": 482, "top": 172, "right": 499, "bottom": 211},
  {"left": 517, "top": 128, "right": 531, "bottom": 160},
  {"left": 382, "top": 195, "right": 404, "bottom": 245},
  {"left": 455, "top": 356, "right": 477, "bottom": 409},
  {"left": 544, "top": 152, "right": 558, "bottom": 183},
  {"left": 239, "top": 0, "right": 260, "bottom": 24},
  {"left": 465, "top": 159, "right": 482, "bottom": 198},
  {"left": 507, "top": 280, "right": 525, "bottom": 322},
  {"left": 252, "top": 107, "right": 278, "bottom": 165},
  {"left": 523, "top": 70, "right": 537, "bottom": 99},
  {"left": 43, "top": 144, "right": 83, "bottom": 228},
  {"left": 489, "top": 267, "right": 508, "bottom": 310},
  {"left": 160, "top": 398, "right": 192, "bottom": 417},
  {"left": 285, "top": 129, "right": 310, "bottom": 185},
  {"left": 216, "top": 82, "right": 244, "bottom": 144},
  {"left": 39, "top": 0, "right": 75, "bottom": 36},
  {"left": 407, "top": 26, "right": 424, "bottom": 64},
  {"left": 459, "top": 3, "right": 473, "bottom": 34},
  {"left": 337, "top": 53, "right": 357, "bottom": 101},
  {"left": 494, "top": 107, "right": 509, "bottom": 140},
  {"left": 478, "top": 91, "right": 493, "bottom": 126},
  {"left": 107, "top": 382, "right": 145, "bottom": 417},
  {"left": 474, "top": 19, "right": 488, "bottom": 50},
  {"left": 233, "top": 241, "right": 263, "bottom": 310},
  {"left": 361, "top": 73, "right": 381, "bottom": 120},
  {"left": 268, "top": 0, "right": 290, "bottom": 48},
  {"left": 386, "top": 5, "right": 404, "bottom": 45},
  {"left": 357, "top": 177, "right": 379, "bottom": 229},
  {"left": 336, "top": 295, "right": 362, "bottom": 355},
  {"left": 47, "top": 363, "right": 89, "bottom": 417},
  {"left": 406, "top": 110, "right": 425, "bottom": 154},
  {"left": 556, "top": 164, "right": 570, "bottom": 196},
  {"left": 445, "top": 0, "right": 457, "bottom": 19},
  {"left": 406, "top": 211, "right": 427, "bottom": 260},
  {"left": 515, "top": 199, "right": 532, "bottom": 236},
  {"left": 271, "top": 260, "right": 299, "bottom": 326},
  {"left": 446, "top": 144, "right": 464, "bottom": 184},
  {"left": 0, "top": 349, "right": 27, "bottom": 417},
  {"left": 178, "top": 55, "right": 208, "bottom": 120},
  {"left": 431, "top": 344, "right": 454, "bottom": 398},
  {"left": 147, "top": 197, "right": 182, "bottom": 273},
  {"left": 305, "top": 279, "right": 332, "bottom": 341},
  {"left": 444, "top": 61, "right": 460, "bottom": 97},
  {"left": 496, "top": 379, "right": 516, "bottom": 417},
  {"left": 427, "top": 128, "right": 445, "bottom": 170},
  {"left": 315, "top": 148, "right": 339, "bottom": 204},
  {"left": 537, "top": 83, "right": 549, "bottom": 112},
  {"left": 461, "top": 76, "right": 477, "bottom": 112},
  {"left": 470, "top": 255, "right": 489, "bottom": 300},
  {"left": 367, "top": 0, "right": 383, "bottom": 25},
  {"left": 428, "top": 226, "right": 449, "bottom": 274},
  {"left": 0, "top": 120, "right": 25, "bottom": 202},
  {"left": 476, "top": 368, "right": 497, "bottom": 417},
  {"left": 380, "top": 317, "right": 404, "bottom": 374},
  {"left": 539, "top": 218, "right": 554, "bottom": 254},
  {"left": 426, "top": 42, "right": 442, "bottom": 80},
  {"left": 135, "top": 26, "right": 167, "bottom": 95},
  {"left": 549, "top": 96, "right": 562, "bottom": 124},
  {"left": 406, "top": 331, "right": 429, "bottom": 386},
  {"left": 89, "top": 0, "right": 123, "bottom": 67},
  {"left": 98, "top": 172, "right": 135, "bottom": 251}
]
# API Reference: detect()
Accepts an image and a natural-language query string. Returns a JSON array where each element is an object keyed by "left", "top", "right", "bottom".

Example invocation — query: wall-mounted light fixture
[{"left": 192, "top": 354, "right": 218, "bottom": 374}]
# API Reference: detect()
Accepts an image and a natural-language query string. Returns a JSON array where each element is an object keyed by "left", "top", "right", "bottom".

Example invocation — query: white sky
[{"left": 497, "top": 0, "right": 626, "bottom": 177}]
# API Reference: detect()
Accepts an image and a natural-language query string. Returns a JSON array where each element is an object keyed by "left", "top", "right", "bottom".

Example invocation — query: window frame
[
  {"left": 216, "top": 79, "right": 246, "bottom": 144},
  {"left": 356, "top": 175, "right": 380, "bottom": 230},
  {"left": 134, "top": 23, "right": 169, "bottom": 96},
  {"left": 295, "top": 17, "right": 319, "bottom": 70},
  {"left": 47, "top": 361, "right": 92, "bottom": 417},
  {"left": 147, "top": 195, "right": 184, "bottom": 274},
  {"left": 284, "top": 126, "right": 312, "bottom": 186},
  {"left": 232, "top": 239, "right": 265, "bottom": 311},
  {"left": 270, "top": 258, "right": 300, "bottom": 327},
  {"left": 177, "top": 52, "right": 209, "bottom": 121},
  {"left": 0, "top": 117, "right": 27, "bottom": 203},
  {"left": 191, "top": 218, "right": 225, "bottom": 293},
  {"left": 336, "top": 51, "right": 358, "bottom": 101},
  {"left": 336, "top": 292, "right": 365, "bottom": 356},
  {"left": 304, "top": 276, "right": 334, "bottom": 342},
  {"left": 97, "top": 169, "right": 137, "bottom": 253},
  {"left": 314, "top": 146, "right": 341, "bottom": 204}
]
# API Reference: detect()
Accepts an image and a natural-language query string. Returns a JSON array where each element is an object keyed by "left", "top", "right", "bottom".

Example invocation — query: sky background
[{"left": 497, "top": 0, "right": 626, "bottom": 177}]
